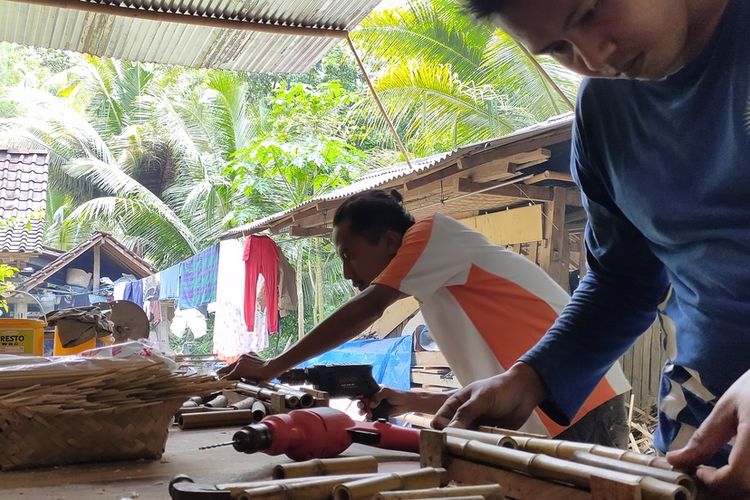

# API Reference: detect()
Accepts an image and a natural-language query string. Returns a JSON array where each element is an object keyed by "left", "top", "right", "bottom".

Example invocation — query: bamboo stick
[
  {"left": 413, "top": 497, "right": 485, "bottom": 500},
  {"left": 333, "top": 468, "right": 446, "bottom": 500},
  {"left": 401, "top": 413, "right": 434, "bottom": 429},
  {"left": 237, "top": 475, "right": 375, "bottom": 500},
  {"left": 205, "top": 394, "right": 229, "bottom": 408},
  {"left": 261, "top": 382, "right": 315, "bottom": 408},
  {"left": 441, "top": 428, "right": 517, "bottom": 449},
  {"left": 376, "top": 484, "right": 504, "bottom": 500},
  {"left": 175, "top": 406, "right": 238, "bottom": 416},
  {"left": 236, "top": 382, "right": 299, "bottom": 408},
  {"left": 232, "top": 397, "right": 258, "bottom": 410},
  {"left": 252, "top": 400, "right": 268, "bottom": 421},
  {"left": 273, "top": 456, "right": 379, "bottom": 479},
  {"left": 571, "top": 451, "right": 696, "bottom": 498},
  {"left": 446, "top": 437, "right": 689, "bottom": 500},
  {"left": 178, "top": 409, "right": 256, "bottom": 429},
  {"left": 217, "top": 473, "right": 380, "bottom": 491},
  {"left": 478, "top": 427, "right": 674, "bottom": 470}
]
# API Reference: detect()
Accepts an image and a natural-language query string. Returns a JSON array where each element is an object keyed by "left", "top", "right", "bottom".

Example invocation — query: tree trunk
[
  {"left": 315, "top": 238, "right": 325, "bottom": 322},
  {"left": 296, "top": 249, "right": 305, "bottom": 340}
]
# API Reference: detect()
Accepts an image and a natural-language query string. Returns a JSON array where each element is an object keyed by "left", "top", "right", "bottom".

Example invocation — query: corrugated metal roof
[
  {"left": 221, "top": 113, "right": 574, "bottom": 238},
  {"left": 0, "top": 149, "right": 49, "bottom": 254},
  {"left": 0, "top": 0, "right": 381, "bottom": 73}
]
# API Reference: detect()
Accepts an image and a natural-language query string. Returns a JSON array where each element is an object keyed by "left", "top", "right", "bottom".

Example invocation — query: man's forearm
[{"left": 412, "top": 391, "right": 451, "bottom": 414}]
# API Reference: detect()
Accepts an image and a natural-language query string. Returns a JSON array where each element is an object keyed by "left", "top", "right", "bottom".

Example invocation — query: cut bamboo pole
[
  {"left": 232, "top": 396, "right": 258, "bottom": 410},
  {"left": 252, "top": 400, "right": 268, "bottom": 421},
  {"left": 413, "top": 496, "right": 485, "bottom": 500},
  {"left": 571, "top": 451, "right": 696, "bottom": 499},
  {"left": 204, "top": 394, "right": 229, "bottom": 408},
  {"left": 273, "top": 456, "right": 379, "bottom": 479},
  {"left": 401, "top": 413, "right": 434, "bottom": 429},
  {"left": 376, "top": 484, "right": 504, "bottom": 500},
  {"left": 236, "top": 382, "right": 299, "bottom": 409},
  {"left": 441, "top": 428, "right": 517, "bottom": 449},
  {"left": 333, "top": 468, "right": 446, "bottom": 500},
  {"left": 478, "top": 427, "right": 674, "bottom": 471},
  {"left": 217, "top": 473, "right": 380, "bottom": 491},
  {"left": 261, "top": 382, "right": 315, "bottom": 408},
  {"left": 177, "top": 409, "right": 256, "bottom": 429},
  {"left": 446, "top": 437, "right": 689, "bottom": 500},
  {"left": 233, "top": 474, "right": 381, "bottom": 500}
]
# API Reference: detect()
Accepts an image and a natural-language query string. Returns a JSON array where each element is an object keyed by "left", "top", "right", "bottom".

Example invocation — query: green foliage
[
  {"left": 351, "top": 0, "right": 580, "bottom": 156},
  {"left": 0, "top": 264, "right": 18, "bottom": 313}
]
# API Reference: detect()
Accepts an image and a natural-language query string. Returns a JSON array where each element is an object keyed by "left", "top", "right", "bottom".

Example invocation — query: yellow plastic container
[
  {"left": 53, "top": 326, "right": 97, "bottom": 356},
  {"left": 0, "top": 318, "right": 45, "bottom": 355}
]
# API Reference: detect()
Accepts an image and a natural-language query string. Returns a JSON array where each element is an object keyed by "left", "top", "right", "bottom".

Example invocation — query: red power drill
[{"left": 200, "top": 407, "right": 420, "bottom": 461}]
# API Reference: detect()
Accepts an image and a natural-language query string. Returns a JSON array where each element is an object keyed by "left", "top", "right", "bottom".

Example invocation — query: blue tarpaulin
[{"left": 296, "top": 336, "right": 412, "bottom": 390}]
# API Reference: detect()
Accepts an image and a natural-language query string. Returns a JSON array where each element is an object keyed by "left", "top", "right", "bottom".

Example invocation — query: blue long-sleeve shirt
[{"left": 520, "top": 0, "right": 750, "bottom": 462}]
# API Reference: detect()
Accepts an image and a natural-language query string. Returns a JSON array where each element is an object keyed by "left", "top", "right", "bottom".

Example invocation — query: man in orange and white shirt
[{"left": 220, "top": 189, "right": 630, "bottom": 444}]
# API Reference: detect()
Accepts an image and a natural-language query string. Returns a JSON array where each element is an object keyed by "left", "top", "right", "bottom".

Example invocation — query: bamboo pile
[
  {"left": 169, "top": 460, "right": 507, "bottom": 500},
  {"left": 175, "top": 380, "right": 328, "bottom": 430},
  {"left": 401, "top": 420, "right": 698, "bottom": 500},
  {"left": 0, "top": 356, "right": 228, "bottom": 469}
]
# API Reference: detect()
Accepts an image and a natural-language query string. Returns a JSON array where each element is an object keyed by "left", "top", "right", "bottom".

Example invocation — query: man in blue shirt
[{"left": 433, "top": 0, "right": 749, "bottom": 495}]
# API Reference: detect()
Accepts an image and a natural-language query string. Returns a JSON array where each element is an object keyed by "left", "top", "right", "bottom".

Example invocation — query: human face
[
  {"left": 495, "top": 0, "right": 711, "bottom": 80},
  {"left": 332, "top": 220, "right": 400, "bottom": 292}
]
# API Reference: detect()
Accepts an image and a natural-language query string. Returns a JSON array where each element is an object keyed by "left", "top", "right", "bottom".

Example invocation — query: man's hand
[
  {"left": 216, "top": 352, "right": 278, "bottom": 381},
  {"left": 432, "top": 362, "right": 547, "bottom": 430},
  {"left": 667, "top": 369, "right": 750, "bottom": 498},
  {"left": 358, "top": 388, "right": 449, "bottom": 419}
]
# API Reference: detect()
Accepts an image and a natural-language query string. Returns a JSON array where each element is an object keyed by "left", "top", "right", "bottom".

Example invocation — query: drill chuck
[
  {"left": 278, "top": 368, "right": 307, "bottom": 385},
  {"left": 231, "top": 423, "right": 273, "bottom": 453}
]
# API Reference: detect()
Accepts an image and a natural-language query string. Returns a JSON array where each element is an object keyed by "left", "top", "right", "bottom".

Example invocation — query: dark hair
[
  {"left": 463, "top": 0, "right": 507, "bottom": 20},
  {"left": 333, "top": 189, "right": 416, "bottom": 244}
]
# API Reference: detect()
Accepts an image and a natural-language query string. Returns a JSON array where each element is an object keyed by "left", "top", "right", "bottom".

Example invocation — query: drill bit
[{"left": 198, "top": 441, "right": 235, "bottom": 450}]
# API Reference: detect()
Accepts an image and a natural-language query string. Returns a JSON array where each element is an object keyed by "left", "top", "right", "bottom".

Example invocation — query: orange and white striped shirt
[{"left": 373, "top": 213, "right": 630, "bottom": 436}]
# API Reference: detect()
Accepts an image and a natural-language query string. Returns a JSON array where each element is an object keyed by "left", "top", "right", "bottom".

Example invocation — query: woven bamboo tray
[
  {"left": 0, "top": 356, "right": 227, "bottom": 470},
  {"left": 0, "top": 401, "right": 185, "bottom": 469}
]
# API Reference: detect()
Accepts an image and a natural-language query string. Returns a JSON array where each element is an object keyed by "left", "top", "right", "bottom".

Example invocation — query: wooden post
[
  {"left": 539, "top": 187, "right": 567, "bottom": 290},
  {"left": 93, "top": 244, "right": 101, "bottom": 292}
]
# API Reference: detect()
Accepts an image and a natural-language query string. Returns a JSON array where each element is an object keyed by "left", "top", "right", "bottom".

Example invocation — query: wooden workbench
[{"left": 0, "top": 426, "right": 420, "bottom": 500}]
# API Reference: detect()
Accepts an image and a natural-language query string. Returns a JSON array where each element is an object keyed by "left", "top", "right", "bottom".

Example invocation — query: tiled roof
[{"left": 0, "top": 149, "right": 49, "bottom": 254}]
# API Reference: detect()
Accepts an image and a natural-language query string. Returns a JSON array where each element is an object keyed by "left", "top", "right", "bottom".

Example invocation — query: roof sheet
[
  {"left": 0, "top": 149, "right": 49, "bottom": 254},
  {"left": 0, "top": 0, "right": 381, "bottom": 73},
  {"left": 221, "top": 114, "right": 574, "bottom": 238}
]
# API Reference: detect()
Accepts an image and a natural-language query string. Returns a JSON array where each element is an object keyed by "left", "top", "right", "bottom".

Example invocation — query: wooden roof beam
[
  {"left": 525, "top": 170, "right": 575, "bottom": 185},
  {"left": 507, "top": 149, "right": 552, "bottom": 173},
  {"left": 465, "top": 148, "right": 552, "bottom": 184},
  {"left": 458, "top": 178, "right": 554, "bottom": 202},
  {"left": 289, "top": 225, "right": 333, "bottom": 237}
]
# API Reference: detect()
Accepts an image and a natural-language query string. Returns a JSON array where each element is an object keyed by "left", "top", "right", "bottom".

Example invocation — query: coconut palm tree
[
  {"left": 0, "top": 58, "right": 262, "bottom": 267},
  {"left": 350, "top": 0, "right": 580, "bottom": 156}
]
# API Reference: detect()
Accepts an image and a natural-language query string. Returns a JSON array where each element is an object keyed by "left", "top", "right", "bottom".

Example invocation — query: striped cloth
[{"left": 179, "top": 244, "right": 219, "bottom": 309}]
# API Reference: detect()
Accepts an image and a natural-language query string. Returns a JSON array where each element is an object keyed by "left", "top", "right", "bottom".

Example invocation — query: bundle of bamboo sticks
[{"left": 0, "top": 357, "right": 227, "bottom": 413}]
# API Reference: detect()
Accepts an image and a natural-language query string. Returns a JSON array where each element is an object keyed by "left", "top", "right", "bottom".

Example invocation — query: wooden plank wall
[{"left": 620, "top": 320, "right": 667, "bottom": 409}]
